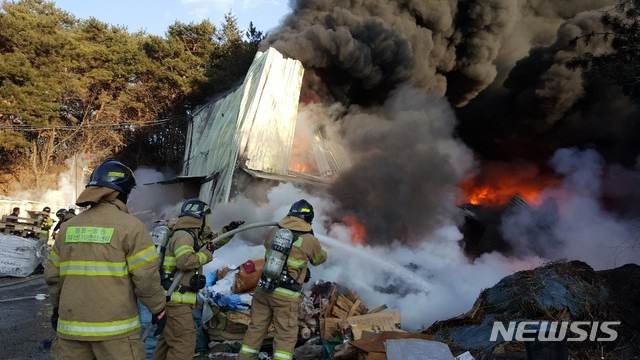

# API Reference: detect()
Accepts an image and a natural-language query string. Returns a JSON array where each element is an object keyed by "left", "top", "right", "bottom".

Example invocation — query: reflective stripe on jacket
[
  {"left": 161, "top": 217, "right": 212, "bottom": 306},
  {"left": 44, "top": 191, "right": 165, "bottom": 341}
]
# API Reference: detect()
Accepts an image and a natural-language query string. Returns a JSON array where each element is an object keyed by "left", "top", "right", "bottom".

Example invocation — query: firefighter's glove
[
  {"left": 223, "top": 220, "right": 245, "bottom": 232},
  {"left": 205, "top": 241, "right": 215, "bottom": 252},
  {"left": 152, "top": 309, "right": 167, "bottom": 337},
  {"left": 51, "top": 307, "right": 59, "bottom": 331}
]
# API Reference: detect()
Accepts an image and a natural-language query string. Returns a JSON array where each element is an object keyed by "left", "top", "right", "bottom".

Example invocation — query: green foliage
[{"left": 0, "top": 0, "right": 264, "bottom": 191}]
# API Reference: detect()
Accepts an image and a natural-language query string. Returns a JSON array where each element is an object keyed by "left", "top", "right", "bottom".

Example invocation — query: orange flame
[
  {"left": 342, "top": 215, "right": 367, "bottom": 245},
  {"left": 458, "top": 163, "right": 561, "bottom": 207},
  {"left": 289, "top": 163, "right": 308, "bottom": 173}
]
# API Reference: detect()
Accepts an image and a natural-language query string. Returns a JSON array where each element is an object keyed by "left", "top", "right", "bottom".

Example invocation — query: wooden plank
[
  {"left": 364, "top": 353, "right": 387, "bottom": 360},
  {"left": 368, "top": 305, "right": 388, "bottom": 314},
  {"left": 321, "top": 317, "right": 344, "bottom": 340},
  {"left": 1, "top": 216, "right": 39, "bottom": 225},
  {"left": 335, "top": 295, "right": 354, "bottom": 312},
  {"left": 324, "top": 286, "right": 338, "bottom": 318},
  {"left": 345, "top": 312, "right": 402, "bottom": 340},
  {"left": 347, "top": 299, "right": 362, "bottom": 318},
  {"left": 332, "top": 306, "right": 349, "bottom": 319},
  {"left": 358, "top": 302, "right": 368, "bottom": 315},
  {"left": 345, "top": 290, "right": 359, "bottom": 303}
]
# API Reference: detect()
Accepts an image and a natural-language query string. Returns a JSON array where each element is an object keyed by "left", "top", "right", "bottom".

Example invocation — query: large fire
[
  {"left": 341, "top": 215, "right": 367, "bottom": 245},
  {"left": 288, "top": 105, "right": 317, "bottom": 174},
  {"left": 458, "top": 163, "right": 561, "bottom": 207}
]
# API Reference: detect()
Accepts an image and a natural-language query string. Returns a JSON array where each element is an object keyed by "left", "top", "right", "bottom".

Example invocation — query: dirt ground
[{"left": 0, "top": 275, "right": 56, "bottom": 360}]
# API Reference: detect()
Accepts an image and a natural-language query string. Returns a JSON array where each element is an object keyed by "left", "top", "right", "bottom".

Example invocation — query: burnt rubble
[{"left": 426, "top": 260, "right": 640, "bottom": 359}]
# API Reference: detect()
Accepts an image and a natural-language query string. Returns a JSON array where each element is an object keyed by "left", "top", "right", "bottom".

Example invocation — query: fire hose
[
  {"left": 141, "top": 221, "right": 278, "bottom": 341},
  {"left": 0, "top": 293, "right": 48, "bottom": 303}
]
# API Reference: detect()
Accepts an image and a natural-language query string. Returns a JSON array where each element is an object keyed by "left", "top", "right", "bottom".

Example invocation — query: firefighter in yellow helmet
[
  {"left": 153, "top": 198, "right": 244, "bottom": 359},
  {"left": 39, "top": 206, "right": 54, "bottom": 242},
  {"left": 44, "top": 160, "right": 167, "bottom": 359},
  {"left": 238, "top": 199, "right": 327, "bottom": 360}
]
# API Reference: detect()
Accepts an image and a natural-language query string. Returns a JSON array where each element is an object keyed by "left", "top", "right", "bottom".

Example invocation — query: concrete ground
[{"left": 0, "top": 274, "right": 55, "bottom": 360}]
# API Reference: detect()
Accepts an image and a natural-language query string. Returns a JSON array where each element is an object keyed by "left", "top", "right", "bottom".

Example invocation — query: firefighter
[
  {"left": 52, "top": 208, "right": 76, "bottom": 240},
  {"left": 51, "top": 208, "right": 66, "bottom": 239},
  {"left": 44, "top": 159, "right": 167, "bottom": 359},
  {"left": 39, "top": 206, "right": 54, "bottom": 242},
  {"left": 238, "top": 199, "right": 327, "bottom": 360},
  {"left": 153, "top": 198, "right": 244, "bottom": 360}
]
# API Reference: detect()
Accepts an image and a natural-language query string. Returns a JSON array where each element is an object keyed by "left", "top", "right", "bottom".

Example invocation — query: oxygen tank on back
[
  {"left": 260, "top": 228, "right": 294, "bottom": 291},
  {"left": 151, "top": 225, "right": 171, "bottom": 251},
  {"left": 151, "top": 224, "right": 172, "bottom": 273}
]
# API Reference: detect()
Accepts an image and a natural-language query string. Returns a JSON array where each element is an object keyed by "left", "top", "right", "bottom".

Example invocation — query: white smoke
[
  {"left": 501, "top": 148, "right": 640, "bottom": 269},
  {"left": 11, "top": 156, "right": 90, "bottom": 212},
  {"left": 204, "top": 182, "right": 541, "bottom": 331},
  {"left": 128, "top": 167, "right": 184, "bottom": 227}
]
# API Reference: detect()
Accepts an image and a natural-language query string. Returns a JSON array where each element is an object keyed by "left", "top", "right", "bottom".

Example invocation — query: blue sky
[{"left": 53, "top": 0, "right": 291, "bottom": 37}]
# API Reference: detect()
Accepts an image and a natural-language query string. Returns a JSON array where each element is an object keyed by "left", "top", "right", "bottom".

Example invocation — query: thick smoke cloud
[
  {"left": 268, "top": 0, "right": 640, "bottom": 168},
  {"left": 328, "top": 87, "right": 473, "bottom": 244},
  {"left": 456, "top": 1, "right": 640, "bottom": 168},
  {"left": 266, "top": 0, "right": 618, "bottom": 108},
  {"left": 264, "top": 0, "right": 491, "bottom": 105},
  {"left": 504, "top": 9, "right": 611, "bottom": 124},
  {"left": 501, "top": 148, "right": 640, "bottom": 269}
]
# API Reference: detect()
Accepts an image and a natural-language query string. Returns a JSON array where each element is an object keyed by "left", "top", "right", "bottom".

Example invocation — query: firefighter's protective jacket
[
  {"left": 44, "top": 186, "right": 165, "bottom": 341},
  {"left": 264, "top": 216, "right": 327, "bottom": 301},
  {"left": 161, "top": 216, "right": 213, "bottom": 306},
  {"left": 41, "top": 216, "right": 54, "bottom": 231}
]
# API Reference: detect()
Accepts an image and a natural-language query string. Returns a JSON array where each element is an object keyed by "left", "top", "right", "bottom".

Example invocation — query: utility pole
[{"left": 74, "top": 154, "right": 77, "bottom": 201}]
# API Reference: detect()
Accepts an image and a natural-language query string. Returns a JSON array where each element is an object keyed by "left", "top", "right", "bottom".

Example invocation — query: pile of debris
[
  {"left": 426, "top": 261, "right": 640, "bottom": 359},
  {"left": 312, "top": 282, "right": 399, "bottom": 342},
  {"left": 197, "top": 258, "right": 466, "bottom": 360}
]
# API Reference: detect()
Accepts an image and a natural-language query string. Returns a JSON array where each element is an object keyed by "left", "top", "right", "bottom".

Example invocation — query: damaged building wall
[{"left": 183, "top": 48, "right": 350, "bottom": 206}]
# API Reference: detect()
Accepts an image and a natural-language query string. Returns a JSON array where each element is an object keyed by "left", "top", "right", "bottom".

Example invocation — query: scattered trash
[
  {"left": 350, "top": 331, "right": 436, "bottom": 359},
  {"left": 234, "top": 259, "right": 265, "bottom": 294},
  {"left": 210, "top": 293, "right": 251, "bottom": 311},
  {"left": 385, "top": 339, "right": 455, "bottom": 360},
  {"left": 454, "top": 351, "right": 474, "bottom": 360},
  {"left": 197, "top": 259, "right": 480, "bottom": 360},
  {"left": 207, "top": 269, "right": 237, "bottom": 297}
]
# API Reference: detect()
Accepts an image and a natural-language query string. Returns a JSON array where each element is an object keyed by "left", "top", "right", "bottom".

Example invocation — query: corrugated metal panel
[
  {"left": 238, "top": 49, "right": 304, "bottom": 175},
  {"left": 183, "top": 48, "right": 351, "bottom": 206}
]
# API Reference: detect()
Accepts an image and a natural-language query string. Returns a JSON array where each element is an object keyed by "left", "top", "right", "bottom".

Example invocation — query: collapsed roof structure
[{"left": 181, "top": 48, "right": 350, "bottom": 206}]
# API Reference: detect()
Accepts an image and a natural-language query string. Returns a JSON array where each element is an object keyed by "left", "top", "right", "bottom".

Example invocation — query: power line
[{"left": 0, "top": 116, "right": 188, "bottom": 132}]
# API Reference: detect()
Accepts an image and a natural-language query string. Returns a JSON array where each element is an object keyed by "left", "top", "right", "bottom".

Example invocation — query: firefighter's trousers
[
  {"left": 152, "top": 304, "right": 195, "bottom": 360},
  {"left": 238, "top": 288, "right": 300, "bottom": 360},
  {"left": 50, "top": 333, "right": 145, "bottom": 359}
]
